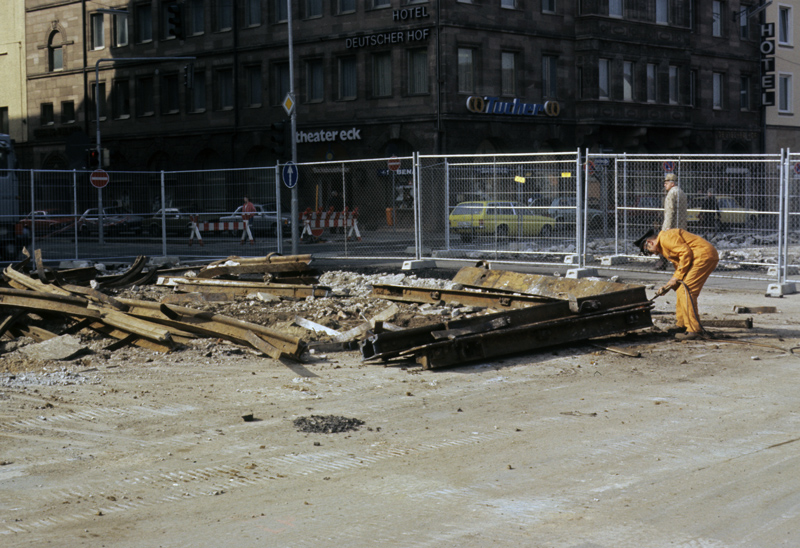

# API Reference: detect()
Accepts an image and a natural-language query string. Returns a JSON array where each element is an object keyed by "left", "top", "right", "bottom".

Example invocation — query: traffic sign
[
  {"left": 90, "top": 169, "right": 109, "bottom": 189},
  {"left": 282, "top": 93, "right": 295, "bottom": 116},
  {"left": 388, "top": 156, "right": 401, "bottom": 171},
  {"left": 794, "top": 162, "right": 800, "bottom": 175},
  {"left": 282, "top": 161, "right": 298, "bottom": 189},
  {"left": 663, "top": 161, "right": 675, "bottom": 172}
]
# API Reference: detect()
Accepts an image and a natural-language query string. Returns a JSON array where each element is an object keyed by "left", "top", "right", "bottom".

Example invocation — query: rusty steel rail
[
  {"left": 370, "top": 284, "right": 555, "bottom": 309},
  {"left": 361, "top": 285, "right": 652, "bottom": 363}
]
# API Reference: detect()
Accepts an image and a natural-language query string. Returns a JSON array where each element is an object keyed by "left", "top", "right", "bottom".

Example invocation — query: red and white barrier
[
  {"left": 194, "top": 221, "right": 245, "bottom": 233},
  {"left": 300, "top": 207, "right": 361, "bottom": 241}
]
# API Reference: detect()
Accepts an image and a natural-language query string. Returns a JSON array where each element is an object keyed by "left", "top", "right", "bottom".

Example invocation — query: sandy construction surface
[{"left": 2, "top": 265, "right": 800, "bottom": 548}]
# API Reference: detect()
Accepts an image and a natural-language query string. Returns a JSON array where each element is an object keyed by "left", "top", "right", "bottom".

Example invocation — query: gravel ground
[{"left": 2, "top": 264, "right": 800, "bottom": 547}]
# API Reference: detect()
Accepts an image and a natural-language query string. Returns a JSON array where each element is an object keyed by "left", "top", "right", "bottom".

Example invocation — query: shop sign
[
  {"left": 346, "top": 28, "right": 430, "bottom": 49},
  {"left": 296, "top": 128, "right": 362, "bottom": 144},
  {"left": 466, "top": 96, "right": 560, "bottom": 117}
]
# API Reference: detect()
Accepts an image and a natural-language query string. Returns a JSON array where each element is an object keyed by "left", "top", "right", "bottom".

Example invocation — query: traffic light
[
  {"left": 166, "top": 2, "right": 185, "bottom": 40},
  {"left": 183, "top": 63, "right": 194, "bottom": 88},
  {"left": 270, "top": 121, "right": 290, "bottom": 160},
  {"left": 87, "top": 148, "right": 100, "bottom": 169}
]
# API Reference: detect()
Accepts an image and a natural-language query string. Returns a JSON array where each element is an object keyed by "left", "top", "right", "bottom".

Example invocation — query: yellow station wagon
[{"left": 448, "top": 201, "right": 556, "bottom": 243}]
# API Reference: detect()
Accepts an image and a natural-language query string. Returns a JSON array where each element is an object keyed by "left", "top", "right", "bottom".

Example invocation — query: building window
[
  {"left": 458, "top": 48, "right": 475, "bottom": 93},
  {"left": 501, "top": 0, "right": 516, "bottom": 9},
  {"left": 272, "top": 62, "right": 290, "bottom": 104},
  {"left": 543, "top": 55, "right": 557, "bottom": 98},
  {"left": 598, "top": 59, "right": 610, "bottom": 99},
  {"left": 92, "top": 82, "right": 107, "bottom": 121},
  {"left": 656, "top": 0, "right": 668, "bottom": 24},
  {"left": 609, "top": 0, "right": 622, "bottom": 17},
  {"left": 306, "top": 59, "right": 324, "bottom": 102},
  {"left": 542, "top": 0, "right": 555, "bottom": 13},
  {"left": 338, "top": 57, "right": 357, "bottom": 100},
  {"left": 189, "top": 70, "right": 206, "bottom": 112},
  {"left": 216, "top": 0, "right": 233, "bottom": 30},
  {"left": 740, "top": 76, "right": 751, "bottom": 110},
  {"left": 689, "top": 70, "right": 697, "bottom": 107},
  {"left": 41, "top": 103, "right": 54, "bottom": 126},
  {"left": 501, "top": 52, "right": 516, "bottom": 96},
  {"left": 623, "top": 61, "right": 634, "bottom": 101},
  {"left": 136, "top": 77, "right": 155, "bottom": 116},
  {"left": 162, "top": 74, "right": 180, "bottom": 114},
  {"left": 61, "top": 101, "right": 75, "bottom": 124},
  {"left": 273, "top": 0, "right": 288, "bottom": 22},
  {"left": 712, "top": 1, "right": 723, "bottom": 37},
  {"left": 372, "top": 52, "right": 392, "bottom": 97},
  {"left": 216, "top": 68, "right": 234, "bottom": 110},
  {"left": 306, "top": 0, "right": 323, "bottom": 18},
  {"left": 408, "top": 48, "right": 429, "bottom": 95},
  {"left": 739, "top": 6, "right": 750, "bottom": 40},
  {"left": 245, "top": 0, "right": 261, "bottom": 26},
  {"left": 779, "top": 6, "right": 792, "bottom": 45},
  {"left": 779, "top": 73, "right": 792, "bottom": 112},
  {"left": 114, "top": 13, "right": 129, "bottom": 46},
  {"left": 188, "top": 0, "right": 204, "bottom": 35},
  {"left": 48, "top": 32, "right": 63, "bottom": 72},
  {"left": 91, "top": 13, "right": 105, "bottom": 50},
  {"left": 0, "top": 107, "right": 8, "bottom": 134},
  {"left": 136, "top": 3, "right": 153, "bottom": 43},
  {"left": 712, "top": 72, "right": 724, "bottom": 109},
  {"left": 373, "top": 0, "right": 391, "bottom": 7},
  {"left": 646, "top": 63, "right": 657, "bottom": 102},
  {"left": 113, "top": 80, "right": 131, "bottom": 119},
  {"left": 338, "top": 0, "right": 356, "bottom": 14},
  {"left": 246, "top": 65, "right": 263, "bottom": 107},
  {"left": 669, "top": 66, "right": 679, "bottom": 104}
]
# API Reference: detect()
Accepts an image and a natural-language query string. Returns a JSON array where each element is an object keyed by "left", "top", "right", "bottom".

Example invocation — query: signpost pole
[{"left": 287, "top": 0, "right": 299, "bottom": 255}]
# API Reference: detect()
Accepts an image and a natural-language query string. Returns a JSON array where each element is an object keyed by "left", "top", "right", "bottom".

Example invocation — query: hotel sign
[
  {"left": 346, "top": 6, "right": 431, "bottom": 49},
  {"left": 761, "top": 23, "right": 775, "bottom": 107},
  {"left": 466, "top": 96, "right": 560, "bottom": 117}
]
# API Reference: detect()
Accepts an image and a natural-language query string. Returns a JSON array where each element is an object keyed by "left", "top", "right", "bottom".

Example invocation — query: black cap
[{"left": 634, "top": 228, "right": 656, "bottom": 253}]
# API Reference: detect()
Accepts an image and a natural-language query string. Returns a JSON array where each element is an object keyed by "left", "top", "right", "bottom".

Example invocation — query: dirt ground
[{"left": 3, "top": 262, "right": 800, "bottom": 548}]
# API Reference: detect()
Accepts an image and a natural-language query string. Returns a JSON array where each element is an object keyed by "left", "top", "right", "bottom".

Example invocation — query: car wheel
[
  {"left": 496, "top": 225, "right": 509, "bottom": 238},
  {"left": 745, "top": 216, "right": 757, "bottom": 230},
  {"left": 589, "top": 216, "right": 603, "bottom": 230},
  {"left": 149, "top": 225, "right": 159, "bottom": 237},
  {"left": 538, "top": 225, "right": 552, "bottom": 238},
  {"left": 459, "top": 232, "right": 473, "bottom": 243}
]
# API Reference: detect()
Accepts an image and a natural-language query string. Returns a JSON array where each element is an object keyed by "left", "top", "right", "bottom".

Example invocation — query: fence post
[
  {"left": 29, "top": 170, "right": 35, "bottom": 252},
  {"left": 73, "top": 170, "right": 78, "bottom": 260},
  {"left": 160, "top": 170, "right": 167, "bottom": 257},
  {"left": 414, "top": 151, "right": 421, "bottom": 260},
  {"left": 577, "top": 149, "right": 585, "bottom": 269},
  {"left": 342, "top": 163, "right": 348, "bottom": 257},
  {"left": 444, "top": 158, "right": 450, "bottom": 251},
  {"left": 275, "top": 165, "right": 284, "bottom": 255}
]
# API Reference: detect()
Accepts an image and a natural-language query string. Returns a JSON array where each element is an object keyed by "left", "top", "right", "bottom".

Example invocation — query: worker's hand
[
  {"left": 665, "top": 277, "right": 680, "bottom": 290},
  {"left": 654, "top": 285, "right": 670, "bottom": 298}
]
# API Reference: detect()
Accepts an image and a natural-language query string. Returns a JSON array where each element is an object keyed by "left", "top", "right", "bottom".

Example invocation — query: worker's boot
[{"left": 674, "top": 331, "right": 700, "bottom": 341}]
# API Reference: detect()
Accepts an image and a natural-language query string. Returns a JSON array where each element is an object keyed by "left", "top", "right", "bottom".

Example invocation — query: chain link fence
[{"left": 3, "top": 151, "right": 798, "bottom": 293}]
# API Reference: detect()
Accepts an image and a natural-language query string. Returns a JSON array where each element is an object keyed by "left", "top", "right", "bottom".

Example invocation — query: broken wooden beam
[{"left": 159, "top": 276, "right": 331, "bottom": 299}]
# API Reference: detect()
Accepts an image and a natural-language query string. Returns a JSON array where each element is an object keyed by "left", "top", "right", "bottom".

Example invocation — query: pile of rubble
[{"left": 1, "top": 250, "right": 659, "bottom": 377}]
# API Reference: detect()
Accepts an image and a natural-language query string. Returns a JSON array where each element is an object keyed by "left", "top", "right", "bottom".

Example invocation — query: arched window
[{"left": 48, "top": 31, "right": 64, "bottom": 71}]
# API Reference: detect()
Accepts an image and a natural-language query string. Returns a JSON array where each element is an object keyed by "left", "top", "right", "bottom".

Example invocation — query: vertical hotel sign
[{"left": 761, "top": 22, "right": 775, "bottom": 106}]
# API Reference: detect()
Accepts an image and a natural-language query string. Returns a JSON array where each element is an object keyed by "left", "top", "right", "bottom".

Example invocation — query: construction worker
[{"left": 635, "top": 227, "right": 719, "bottom": 340}]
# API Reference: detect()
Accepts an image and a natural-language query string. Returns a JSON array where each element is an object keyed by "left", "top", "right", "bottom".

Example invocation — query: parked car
[
  {"left": 79, "top": 207, "right": 144, "bottom": 236},
  {"left": 547, "top": 197, "right": 609, "bottom": 230},
  {"left": 688, "top": 195, "right": 759, "bottom": 229},
  {"left": 15, "top": 209, "right": 76, "bottom": 237},
  {"left": 218, "top": 202, "right": 292, "bottom": 237},
  {"left": 448, "top": 200, "right": 555, "bottom": 243},
  {"left": 145, "top": 208, "right": 193, "bottom": 236}
]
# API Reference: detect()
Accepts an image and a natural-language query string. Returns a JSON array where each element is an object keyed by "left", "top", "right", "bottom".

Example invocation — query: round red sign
[
  {"left": 90, "top": 169, "right": 109, "bottom": 189},
  {"left": 388, "top": 156, "right": 401, "bottom": 171}
]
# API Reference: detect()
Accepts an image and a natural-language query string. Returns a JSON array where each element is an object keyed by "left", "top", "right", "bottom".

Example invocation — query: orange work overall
[{"left": 656, "top": 229, "right": 719, "bottom": 333}]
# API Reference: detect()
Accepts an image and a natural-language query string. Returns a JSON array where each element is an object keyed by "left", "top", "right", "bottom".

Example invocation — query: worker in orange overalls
[{"left": 635, "top": 228, "right": 719, "bottom": 340}]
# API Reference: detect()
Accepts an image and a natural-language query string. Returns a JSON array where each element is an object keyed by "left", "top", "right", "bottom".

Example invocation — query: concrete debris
[{"left": 18, "top": 334, "right": 87, "bottom": 361}]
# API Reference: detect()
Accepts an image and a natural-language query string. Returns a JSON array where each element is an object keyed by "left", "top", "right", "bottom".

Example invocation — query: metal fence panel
[
  {"left": 292, "top": 157, "right": 417, "bottom": 259},
  {"left": 419, "top": 152, "right": 583, "bottom": 267}
]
